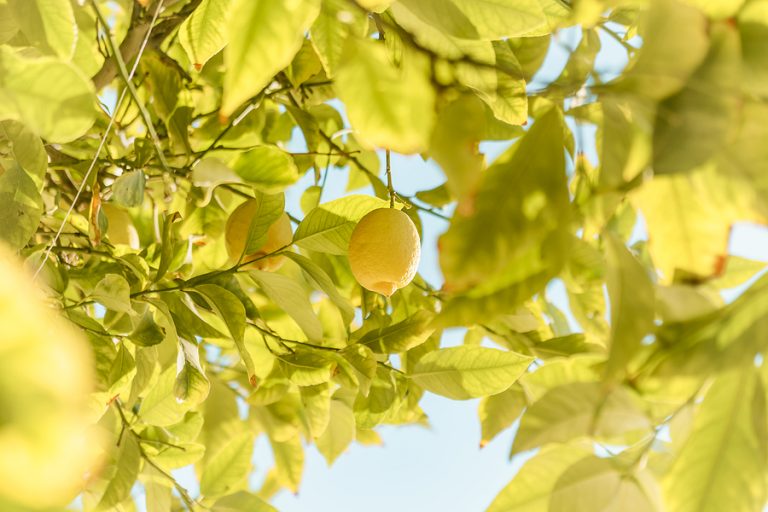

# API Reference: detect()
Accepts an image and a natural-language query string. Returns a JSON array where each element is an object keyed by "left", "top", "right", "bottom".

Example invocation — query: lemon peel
[
  {"left": 225, "top": 200, "right": 292, "bottom": 271},
  {"left": 0, "top": 244, "right": 99, "bottom": 508},
  {"left": 348, "top": 208, "right": 420, "bottom": 296}
]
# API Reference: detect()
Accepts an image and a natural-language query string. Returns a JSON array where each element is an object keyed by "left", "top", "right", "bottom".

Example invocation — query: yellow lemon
[
  {"left": 0, "top": 244, "right": 98, "bottom": 509},
  {"left": 348, "top": 208, "right": 420, "bottom": 296},
  {"left": 102, "top": 203, "right": 140, "bottom": 249},
  {"left": 225, "top": 199, "right": 292, "bottom": 271}
]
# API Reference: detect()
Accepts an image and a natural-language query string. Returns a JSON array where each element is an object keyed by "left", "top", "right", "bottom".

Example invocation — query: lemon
[
  {"left": 225, "top": 199, "right": 292, "bottom": 271},
  {"left": 348, "top": 208, "right": 421, "bottom": 296},
  {"left": 0, "top": 244, "right": 98, "bottom": 509},
  {"left": 102, "top": 203, "right": 140, "bottom": 249}
]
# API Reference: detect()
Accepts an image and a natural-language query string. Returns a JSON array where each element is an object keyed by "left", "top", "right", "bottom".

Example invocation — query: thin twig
[
  {"left": 92, "top": 0, "right": 171, "bottom": 174},
  {"left": 385, "top": 149, "right": 394, "bottom": 208},
  {"left": 113, "top": 401, "right": 202, "bottom": 510},
  {"left": 32, "top": 0, "right": 165, "bottom": 282}
]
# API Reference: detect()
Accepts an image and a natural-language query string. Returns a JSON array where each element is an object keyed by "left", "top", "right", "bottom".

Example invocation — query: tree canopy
[{"left": 1, "top": 0, "right": 768, "bottom": 510}]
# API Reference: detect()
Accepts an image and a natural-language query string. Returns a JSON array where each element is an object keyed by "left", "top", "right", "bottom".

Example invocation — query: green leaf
[
  {"left": 357, "top": 310, "right": 435, "bottom": 354},
  {"left": 179, "top": 0, "right": 230, "bottom": 70},
  {"left": 477, "top": 41, "right": 528, "bottom": 126},
  {"left": 598, "top": 97, "right": 652, "bottom": 189},
  {"left": 487, "top": 445, "right": 591, "bottom": 512},
  {"left": 511, "top": 382, "right": 651, "bottom": 455},
  {"left": 604, "top": 235, "right": 655, "bottom": 379},
  {"left": 195, "top": 284, "right": 256, "bottom": 385},
  {"left": 230, "top": 191, "right": 285, "bottom": 256},
  {"left": 686, "top": 0, "right": 745, "bottom": 18},
  {"left": 335, "top": 38, "right": 435, "bottom": 154},
  {"left": 8, "top": 0, "right": 76, "bottom": 59},
  {"left": 0, "top": 46, "right": 95, "bottom": 142},
  {"left": 507, "top": 36, "right": 550, "bottom": 82},
  {"left": 478, "top": 384, "right": 527, "bottom": 447},
  {"left": 0, "top": 120, "right": 47, "bottom": 181},
  {"left": 415, "top": 183, "right": 452, "bottom": 208},
  {"left": 142, "top": 466, "right": 172, "bottom": 512},
  {"left": 107, "top": 342, "right": 136, "bottom": 399},
  {"left": 633, "top": 164, "right": 754, "bottom": 282},
  {"left": 0, "top": 3, "right": 19, "bottom": 44},
  {"left": 428, "top": 94, "right": 488, "bottom": 204},
  {"left": 145, "top": 440, "right": 205, "bottom": 471},
  {"left": 739, "top": 1, "right": 768, "bottom": 97},
  {"left": 620, "top": 0, "right": 709, "bottom": 100},
  {"left": 518, "top": 355, "right": 601, "bottom": 403},
  {"left": 129, "top": 308, "right": 166, "bottom": 347},
  {"left": 93, "top": 274, "right": 133, "bottom": 315},
  {"left": 395, "top": 0, "right": 480, "bottom": 39},
  {"left": 550, "top": 456, "right": 662, "bottom": 512},
  {"left": 411, "top": 346, "right": 533, "bottom": 400},
  {"left": 439, "top": 108, "right": 570, "bottom": 296},
  {"left": 155, "top": 212, "right": 182, "bottom": 283},
  {"left": 293, "top": 194, "right": 391, "bottom": 255},
  {"left": 111, "top": 171, "right": 146, "bottom": 208},
  {"left": 663, "top": 369, "right": 767, "bottom": 512},
  {"left": 222, "top": 0, "right": 320, "bottom": 115},
  {"left": 174, "top": 338, "right": 211, "bottom": 407},
  {"left": 652, "top": 24, "right": 740, "bottom": 174},
  {"left": 0, "top": 163, "right": 43, "bottom": 250},
  {"left": 341, "top": 344, "right": 377, "bottom": 396},
  {"left": 283, "top": 252, "right": 354, "bottom": 325},
  {"left": 232, "top": 146, "right": 300, "bottom": 193},
  {"left": 278, "top": 352, "right": 334, "bottom": 386},
  {"left": 96, "top": 433, "right": 141, "bottom": 510},
  {"left": 272, "top": 436, "right": 304, "bottom": 494},
  {"left": 451, "top": 0, "right": 565, "bottom": 38},
  {"left": 316, "top": 398, "right": 356, "bottom": 465},
  {"left": 165, "top": 291, "right": 224, "bottom": 340},
  {"left": 212, "top": 492, "right": 277, "bottom": 512},
  {"left": 354, "top": 367, "right": 398, "bottom": 428},
  {"left": 250, "top": 270, "right": 323, "bottom": 342},
  {"left": 310, "top": 0, "right": 368, "bottom": 76},
  {"left": 200, "top": 430, "right": 255, "bottom": 499},
  {"left": 711, "top": 256, "right": 767, "bottom": 290},
  {"left": 300, "top": 382, "right": 331, "bottom": 437}
]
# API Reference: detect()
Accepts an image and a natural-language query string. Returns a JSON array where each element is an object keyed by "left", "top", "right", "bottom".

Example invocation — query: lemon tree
[{"left": 2, "top": 0, "right": 768, "bottom": 510}]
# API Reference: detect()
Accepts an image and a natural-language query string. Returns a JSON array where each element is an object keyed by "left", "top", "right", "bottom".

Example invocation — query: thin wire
[{"left": 33, "top": 0, "right": 165, "bottom": 280}]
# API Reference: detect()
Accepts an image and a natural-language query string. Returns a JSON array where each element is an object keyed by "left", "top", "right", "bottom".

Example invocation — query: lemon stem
[{"left": 385, "top": 149, "right": 395, "bottom": 208}]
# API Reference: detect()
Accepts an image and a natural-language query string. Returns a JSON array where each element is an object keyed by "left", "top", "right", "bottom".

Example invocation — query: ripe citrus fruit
[
  {"left": 102, "top": 203, "right": 140, "bottom": 249},
  {"left": 225, "top": 199, "right": 292, "bottom": 271},
  {"left": 0, "top": 244, "right": 97, "bottom": 508},
  {"left": 348, "top": 208, "right": 420, "bottom": 296}
]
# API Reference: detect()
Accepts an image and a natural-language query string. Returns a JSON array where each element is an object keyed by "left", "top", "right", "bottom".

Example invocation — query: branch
[
  {"left": 91, "top": 0, "right": 204, "bottom": 90},
  {"left": 113, "top": 401, "right": 201, "bottom": 510}
]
